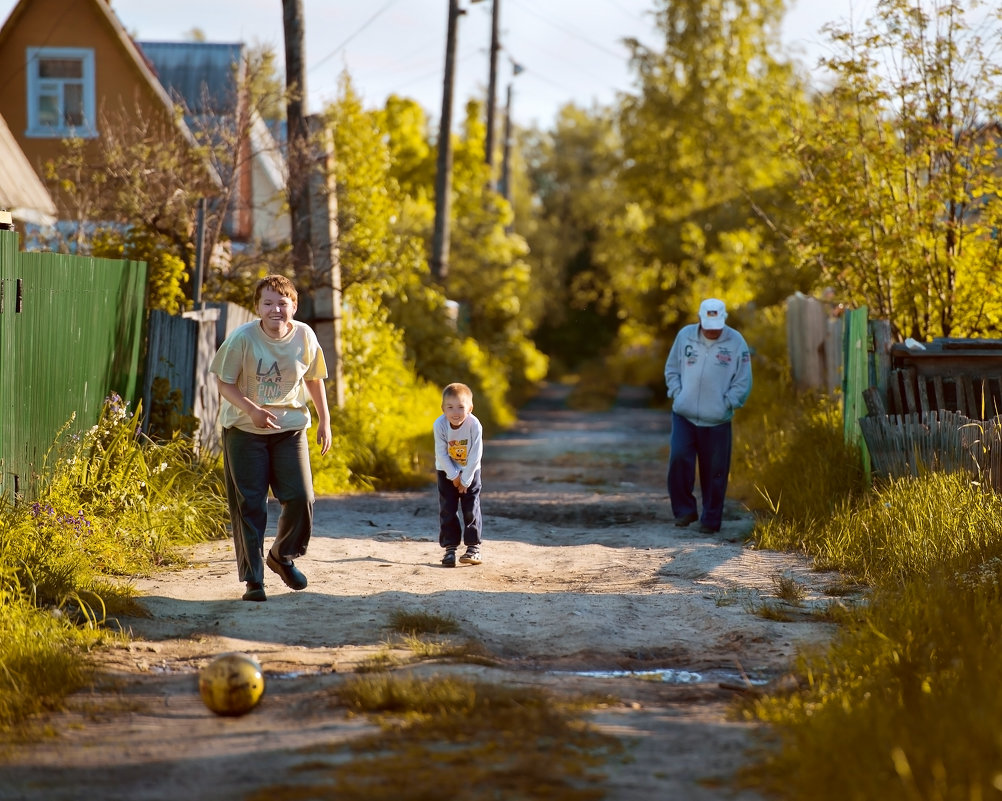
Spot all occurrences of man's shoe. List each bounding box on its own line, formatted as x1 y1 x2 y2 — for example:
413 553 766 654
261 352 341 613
459 547 482 565
442 548 458 567
242 582 267 602
674 513 699 527
698 524 720 534
266 552 308 590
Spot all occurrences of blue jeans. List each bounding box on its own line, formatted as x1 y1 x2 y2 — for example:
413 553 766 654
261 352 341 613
222 427 315 583
667 412 732 530
438 469 482 550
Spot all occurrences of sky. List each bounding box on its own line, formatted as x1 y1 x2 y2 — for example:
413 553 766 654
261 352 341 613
0 0 879 129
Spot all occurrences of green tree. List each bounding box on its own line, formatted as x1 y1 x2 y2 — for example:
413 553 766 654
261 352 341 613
588 0 805 346
324 76 518 430
446 100 548 402
789 0 1002 340
518 104 625 372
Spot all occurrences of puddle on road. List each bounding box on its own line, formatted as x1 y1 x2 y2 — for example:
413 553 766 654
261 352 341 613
552 668 770 686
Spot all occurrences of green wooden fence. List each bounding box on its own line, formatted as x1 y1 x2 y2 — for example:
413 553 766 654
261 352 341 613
0 230 148 501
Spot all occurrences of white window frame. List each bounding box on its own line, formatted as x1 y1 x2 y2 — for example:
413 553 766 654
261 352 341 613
25 47 97 138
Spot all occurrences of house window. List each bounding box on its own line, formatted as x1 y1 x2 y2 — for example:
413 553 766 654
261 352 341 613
26 47 97 138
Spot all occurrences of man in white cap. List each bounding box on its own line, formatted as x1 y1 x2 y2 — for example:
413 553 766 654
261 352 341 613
663 298 752 533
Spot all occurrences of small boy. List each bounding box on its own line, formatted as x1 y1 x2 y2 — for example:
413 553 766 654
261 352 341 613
209 274 332 601
433 382 484 567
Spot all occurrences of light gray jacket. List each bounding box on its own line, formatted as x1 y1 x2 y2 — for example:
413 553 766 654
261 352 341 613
664 324 752 426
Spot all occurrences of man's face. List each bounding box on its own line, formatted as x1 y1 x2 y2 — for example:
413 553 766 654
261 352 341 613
701 326 723 340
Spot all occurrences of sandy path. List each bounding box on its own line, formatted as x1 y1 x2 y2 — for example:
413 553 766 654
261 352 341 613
0 384 837 801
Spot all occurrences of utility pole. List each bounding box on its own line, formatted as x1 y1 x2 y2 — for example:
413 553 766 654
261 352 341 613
484 0 500 189
431 0 464 283
499 62 522 228
499 82 513 205
283 0 312 284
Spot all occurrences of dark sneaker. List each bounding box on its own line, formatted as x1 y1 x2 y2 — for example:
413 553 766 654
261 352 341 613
442 548 457 567
242 582 267 602
698 524 720 534
459 547 482 565
674 513 699 527
266 552 308 590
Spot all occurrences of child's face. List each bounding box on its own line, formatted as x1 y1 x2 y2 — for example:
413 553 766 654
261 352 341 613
257 288 297 337
442 394 472 428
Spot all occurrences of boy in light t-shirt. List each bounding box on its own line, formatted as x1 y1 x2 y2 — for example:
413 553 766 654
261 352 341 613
209 275 331 601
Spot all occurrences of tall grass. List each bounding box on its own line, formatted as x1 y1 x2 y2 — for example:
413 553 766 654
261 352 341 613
736 361 1002 800
743 565 1002 801
732 378 867 522
758 471 1002 585
0 593 98 728
0 395 228 733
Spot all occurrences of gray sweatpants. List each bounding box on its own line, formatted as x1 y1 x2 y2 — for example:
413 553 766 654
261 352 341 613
221 427 315 584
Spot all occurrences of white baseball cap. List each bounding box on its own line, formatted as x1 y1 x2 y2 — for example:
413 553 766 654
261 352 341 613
698 298 727 330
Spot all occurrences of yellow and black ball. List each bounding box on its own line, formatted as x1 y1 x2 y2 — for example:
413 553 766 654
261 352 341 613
198 652 265 716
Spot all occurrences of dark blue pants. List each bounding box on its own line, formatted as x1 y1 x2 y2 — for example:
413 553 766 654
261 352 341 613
222 427 315 584
437 469 482 550
667 412 732 530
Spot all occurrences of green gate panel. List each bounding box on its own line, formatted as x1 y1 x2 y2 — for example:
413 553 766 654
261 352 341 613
0 230 148 501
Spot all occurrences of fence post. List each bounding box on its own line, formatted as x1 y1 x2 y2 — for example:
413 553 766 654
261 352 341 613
843 306 871 481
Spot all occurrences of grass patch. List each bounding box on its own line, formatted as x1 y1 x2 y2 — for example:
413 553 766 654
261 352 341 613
733 380 867 519
740 565 1002 800
387 609 460 636
0 591 128 733
756 471 1002 586
752 601 796 622
771 573 806 605
0 395 228 735
356 610 498 672
247 674 622 801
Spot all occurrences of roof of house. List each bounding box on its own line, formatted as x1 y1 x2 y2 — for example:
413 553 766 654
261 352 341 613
137 41 244 116
0 0 220 186
0 0 183 124
0 112 57 225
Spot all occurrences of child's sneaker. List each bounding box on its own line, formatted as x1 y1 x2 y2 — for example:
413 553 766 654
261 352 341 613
459 547 482 565
442 548 457 567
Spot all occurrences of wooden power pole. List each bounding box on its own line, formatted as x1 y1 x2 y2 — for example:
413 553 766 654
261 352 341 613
485 0 500 189
283 0 312 282
431 0 464 283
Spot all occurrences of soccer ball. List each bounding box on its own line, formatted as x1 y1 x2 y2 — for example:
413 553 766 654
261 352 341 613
198 652 265 716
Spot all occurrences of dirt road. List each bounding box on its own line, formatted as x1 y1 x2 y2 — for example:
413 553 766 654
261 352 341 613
0 383 836 800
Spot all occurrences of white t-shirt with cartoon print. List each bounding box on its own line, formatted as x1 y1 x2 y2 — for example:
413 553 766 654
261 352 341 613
433 413 483 488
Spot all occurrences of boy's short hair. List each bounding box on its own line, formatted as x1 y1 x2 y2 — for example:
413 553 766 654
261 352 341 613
442 382 473 404
254 274 298 305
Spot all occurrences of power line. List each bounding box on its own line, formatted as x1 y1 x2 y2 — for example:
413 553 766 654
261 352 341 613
595 0 649 22
308 0 403 74
506 0 630 60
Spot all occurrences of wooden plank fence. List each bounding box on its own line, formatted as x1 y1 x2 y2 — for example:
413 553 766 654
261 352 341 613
786 295 1002 492
143 301 256 456
859 410 1002 492
786 291 844 392
887 366 1002 419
